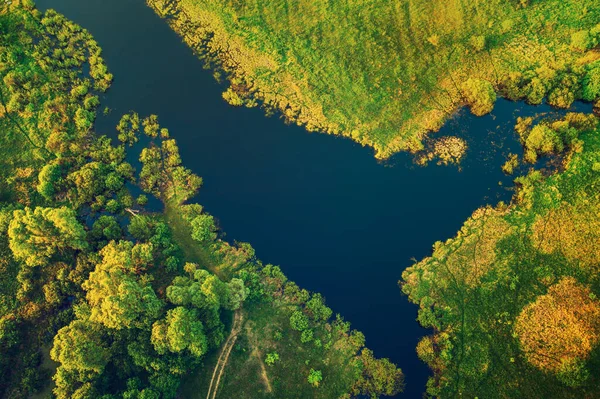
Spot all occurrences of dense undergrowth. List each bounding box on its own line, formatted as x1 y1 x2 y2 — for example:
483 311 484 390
0 3 402 398
147 0 600 158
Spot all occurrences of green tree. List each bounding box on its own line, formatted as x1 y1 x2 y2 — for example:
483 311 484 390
571 30 597 52
37 163 62 200
224 278 248 310
8 207 88 267
190 214 217 242
461 78 496 116
51 320 109 374
82 241 163 329
307 369 322 387
151 307 208 357
290 310 309 331
582 62 600 101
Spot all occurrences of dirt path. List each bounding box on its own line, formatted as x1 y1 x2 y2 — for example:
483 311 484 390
206 310 243 399
245 324 273 393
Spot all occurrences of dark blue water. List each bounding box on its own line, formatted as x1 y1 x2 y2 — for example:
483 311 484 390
35 0 593 397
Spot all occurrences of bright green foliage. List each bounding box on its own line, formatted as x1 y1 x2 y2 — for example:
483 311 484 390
117 112 141 146
190 214 217 242
139 119 202 203
82 241 163 329
570 29 598 52
151 307 208 357
50 320 109 374
265 352 279 366
37 163 62 200
308 369 323 387
290 310 309 332
461 78 496 116
8 207 88 267
582 62 600 101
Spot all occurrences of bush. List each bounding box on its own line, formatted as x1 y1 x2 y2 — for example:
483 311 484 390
290 310 309 331
583 63 600 101
461 78 496 116
308 369 322 387
265 352 279 366
190 214 217 242
571 30 597 52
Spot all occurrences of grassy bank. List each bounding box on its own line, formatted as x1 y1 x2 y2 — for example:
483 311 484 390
148 0 600 158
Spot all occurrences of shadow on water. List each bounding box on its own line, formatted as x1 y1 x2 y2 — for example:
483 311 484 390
35 0 593 397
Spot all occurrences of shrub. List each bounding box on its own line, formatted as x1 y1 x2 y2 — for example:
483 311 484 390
290 310 309 331
190 214 217 242
583 63 600 101
308 369 322 387
571 30 597 52
265 352 279 366
461 78 496 116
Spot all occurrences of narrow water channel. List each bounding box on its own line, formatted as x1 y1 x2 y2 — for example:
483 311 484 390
35 0 593 397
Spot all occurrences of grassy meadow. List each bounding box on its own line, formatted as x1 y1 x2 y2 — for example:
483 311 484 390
148 0 600 158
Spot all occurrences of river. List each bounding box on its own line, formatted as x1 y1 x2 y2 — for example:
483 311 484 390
34 0 593 397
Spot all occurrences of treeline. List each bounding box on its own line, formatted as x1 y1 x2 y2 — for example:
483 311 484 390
0 3 402 399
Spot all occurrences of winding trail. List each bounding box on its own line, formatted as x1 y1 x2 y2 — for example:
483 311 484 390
206 310 243 399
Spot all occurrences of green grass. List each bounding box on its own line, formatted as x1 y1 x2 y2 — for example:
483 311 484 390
203 301 361 399
149 0 600 158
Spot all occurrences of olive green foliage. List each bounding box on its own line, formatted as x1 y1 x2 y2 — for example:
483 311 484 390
148 0 600 158
402 116 600 398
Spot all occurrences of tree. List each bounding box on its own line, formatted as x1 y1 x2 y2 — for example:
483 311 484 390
265 352 279 366
37 162 62 200
307 369 322 387
190 214 217 242
117 112 141 146
306 294 332 322
224 278 248 310
151 307 208 357
90 215 122 242
582 62 600 101
51 320 109 374
571 30 597 52
8 207 88 267
461 78 496 116
352 348 404 398
290 310 309 331
82 241 163 329
515 277 600 378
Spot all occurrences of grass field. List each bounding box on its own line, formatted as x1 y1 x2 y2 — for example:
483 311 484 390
148 0 600 158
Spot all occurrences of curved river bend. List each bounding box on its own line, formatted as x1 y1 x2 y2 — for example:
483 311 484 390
36 0 593 397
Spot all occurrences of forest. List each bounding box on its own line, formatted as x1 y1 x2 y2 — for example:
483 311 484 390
0 2 402 398
147 0 600 158
402 113 600 397
4 0 600 398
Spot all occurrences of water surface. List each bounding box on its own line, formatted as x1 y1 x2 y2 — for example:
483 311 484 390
35 0 593 396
